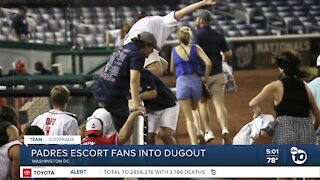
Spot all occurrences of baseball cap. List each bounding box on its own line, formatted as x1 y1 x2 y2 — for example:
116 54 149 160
88 108 116 136
85 118 103 136
135 32 160 51
317 54 320 66
194 10 212 22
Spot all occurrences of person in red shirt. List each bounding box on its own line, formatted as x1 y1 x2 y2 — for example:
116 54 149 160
81 109 144 145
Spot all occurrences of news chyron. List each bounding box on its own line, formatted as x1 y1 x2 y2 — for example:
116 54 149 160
20 137 320 178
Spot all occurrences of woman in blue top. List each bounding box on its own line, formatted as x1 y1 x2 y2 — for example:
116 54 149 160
170 26 212 145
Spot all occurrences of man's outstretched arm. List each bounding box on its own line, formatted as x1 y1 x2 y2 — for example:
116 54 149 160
118 110 145 144
174 0 217 20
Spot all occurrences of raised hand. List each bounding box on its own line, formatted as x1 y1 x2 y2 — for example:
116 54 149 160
203 0 218 5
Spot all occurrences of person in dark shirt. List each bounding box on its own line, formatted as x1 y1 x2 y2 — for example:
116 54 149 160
92 32 159 132
194 10 233 144
249 50 320 144
11 6 30 41
34 62 52 75
140 69 179 144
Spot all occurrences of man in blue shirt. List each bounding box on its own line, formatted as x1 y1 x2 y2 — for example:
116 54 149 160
11 6 30 41
194 10 233 144
92 32 159 132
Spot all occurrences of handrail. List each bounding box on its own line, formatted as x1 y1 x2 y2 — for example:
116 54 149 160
51 48 115 74
0 75 98 86
0 88 93 97
0 86 176 97
131 115 146 145
83 56 110 75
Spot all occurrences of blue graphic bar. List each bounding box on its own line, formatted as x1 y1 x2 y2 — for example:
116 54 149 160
20 145 320 166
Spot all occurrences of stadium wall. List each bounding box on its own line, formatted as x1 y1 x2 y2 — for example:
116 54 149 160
164 33 320 70
0 41 110 75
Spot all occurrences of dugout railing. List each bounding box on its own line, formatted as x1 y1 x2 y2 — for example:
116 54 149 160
0 75 148 145
0 75 98 124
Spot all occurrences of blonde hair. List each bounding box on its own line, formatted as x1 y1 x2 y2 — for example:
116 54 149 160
178 26 192 45
50 85 70 107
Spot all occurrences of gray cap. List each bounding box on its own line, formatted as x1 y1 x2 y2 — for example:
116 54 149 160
194 10 212 22
137 32 160 51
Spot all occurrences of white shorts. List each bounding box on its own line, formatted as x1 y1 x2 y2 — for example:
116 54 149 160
148 102 180 134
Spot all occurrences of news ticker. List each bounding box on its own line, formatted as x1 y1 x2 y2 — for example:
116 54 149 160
20 166 320 178
21 145 320 166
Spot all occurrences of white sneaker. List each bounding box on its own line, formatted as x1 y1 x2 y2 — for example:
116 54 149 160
204 131 215 142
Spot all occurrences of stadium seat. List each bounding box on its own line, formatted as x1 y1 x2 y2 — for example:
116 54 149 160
77 37 85 46
288 0 303 6
95 36 105 46
35 32 45 40
2 1 320 44
256 29 268 36
239 30 251 36
53 13 64 20
0 34 6 40
1 27 9 35
41 14 51 22
256 1 268 7
227 30 240 37
48 20 60 32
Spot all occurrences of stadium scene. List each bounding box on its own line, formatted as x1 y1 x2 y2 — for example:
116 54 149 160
0 0 320 179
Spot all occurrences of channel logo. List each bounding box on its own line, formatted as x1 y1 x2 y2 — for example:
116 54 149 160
22 168 32 178
290 147 308 165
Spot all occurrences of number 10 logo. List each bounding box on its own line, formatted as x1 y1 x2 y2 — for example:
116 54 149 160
290 147 307 165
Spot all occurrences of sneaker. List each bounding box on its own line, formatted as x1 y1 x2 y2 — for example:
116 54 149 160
204 131 215 142
222 132 233 145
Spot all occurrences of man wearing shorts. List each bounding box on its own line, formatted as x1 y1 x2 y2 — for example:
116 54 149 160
140 69 179 144
194 10 233 144
124 0 217 76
